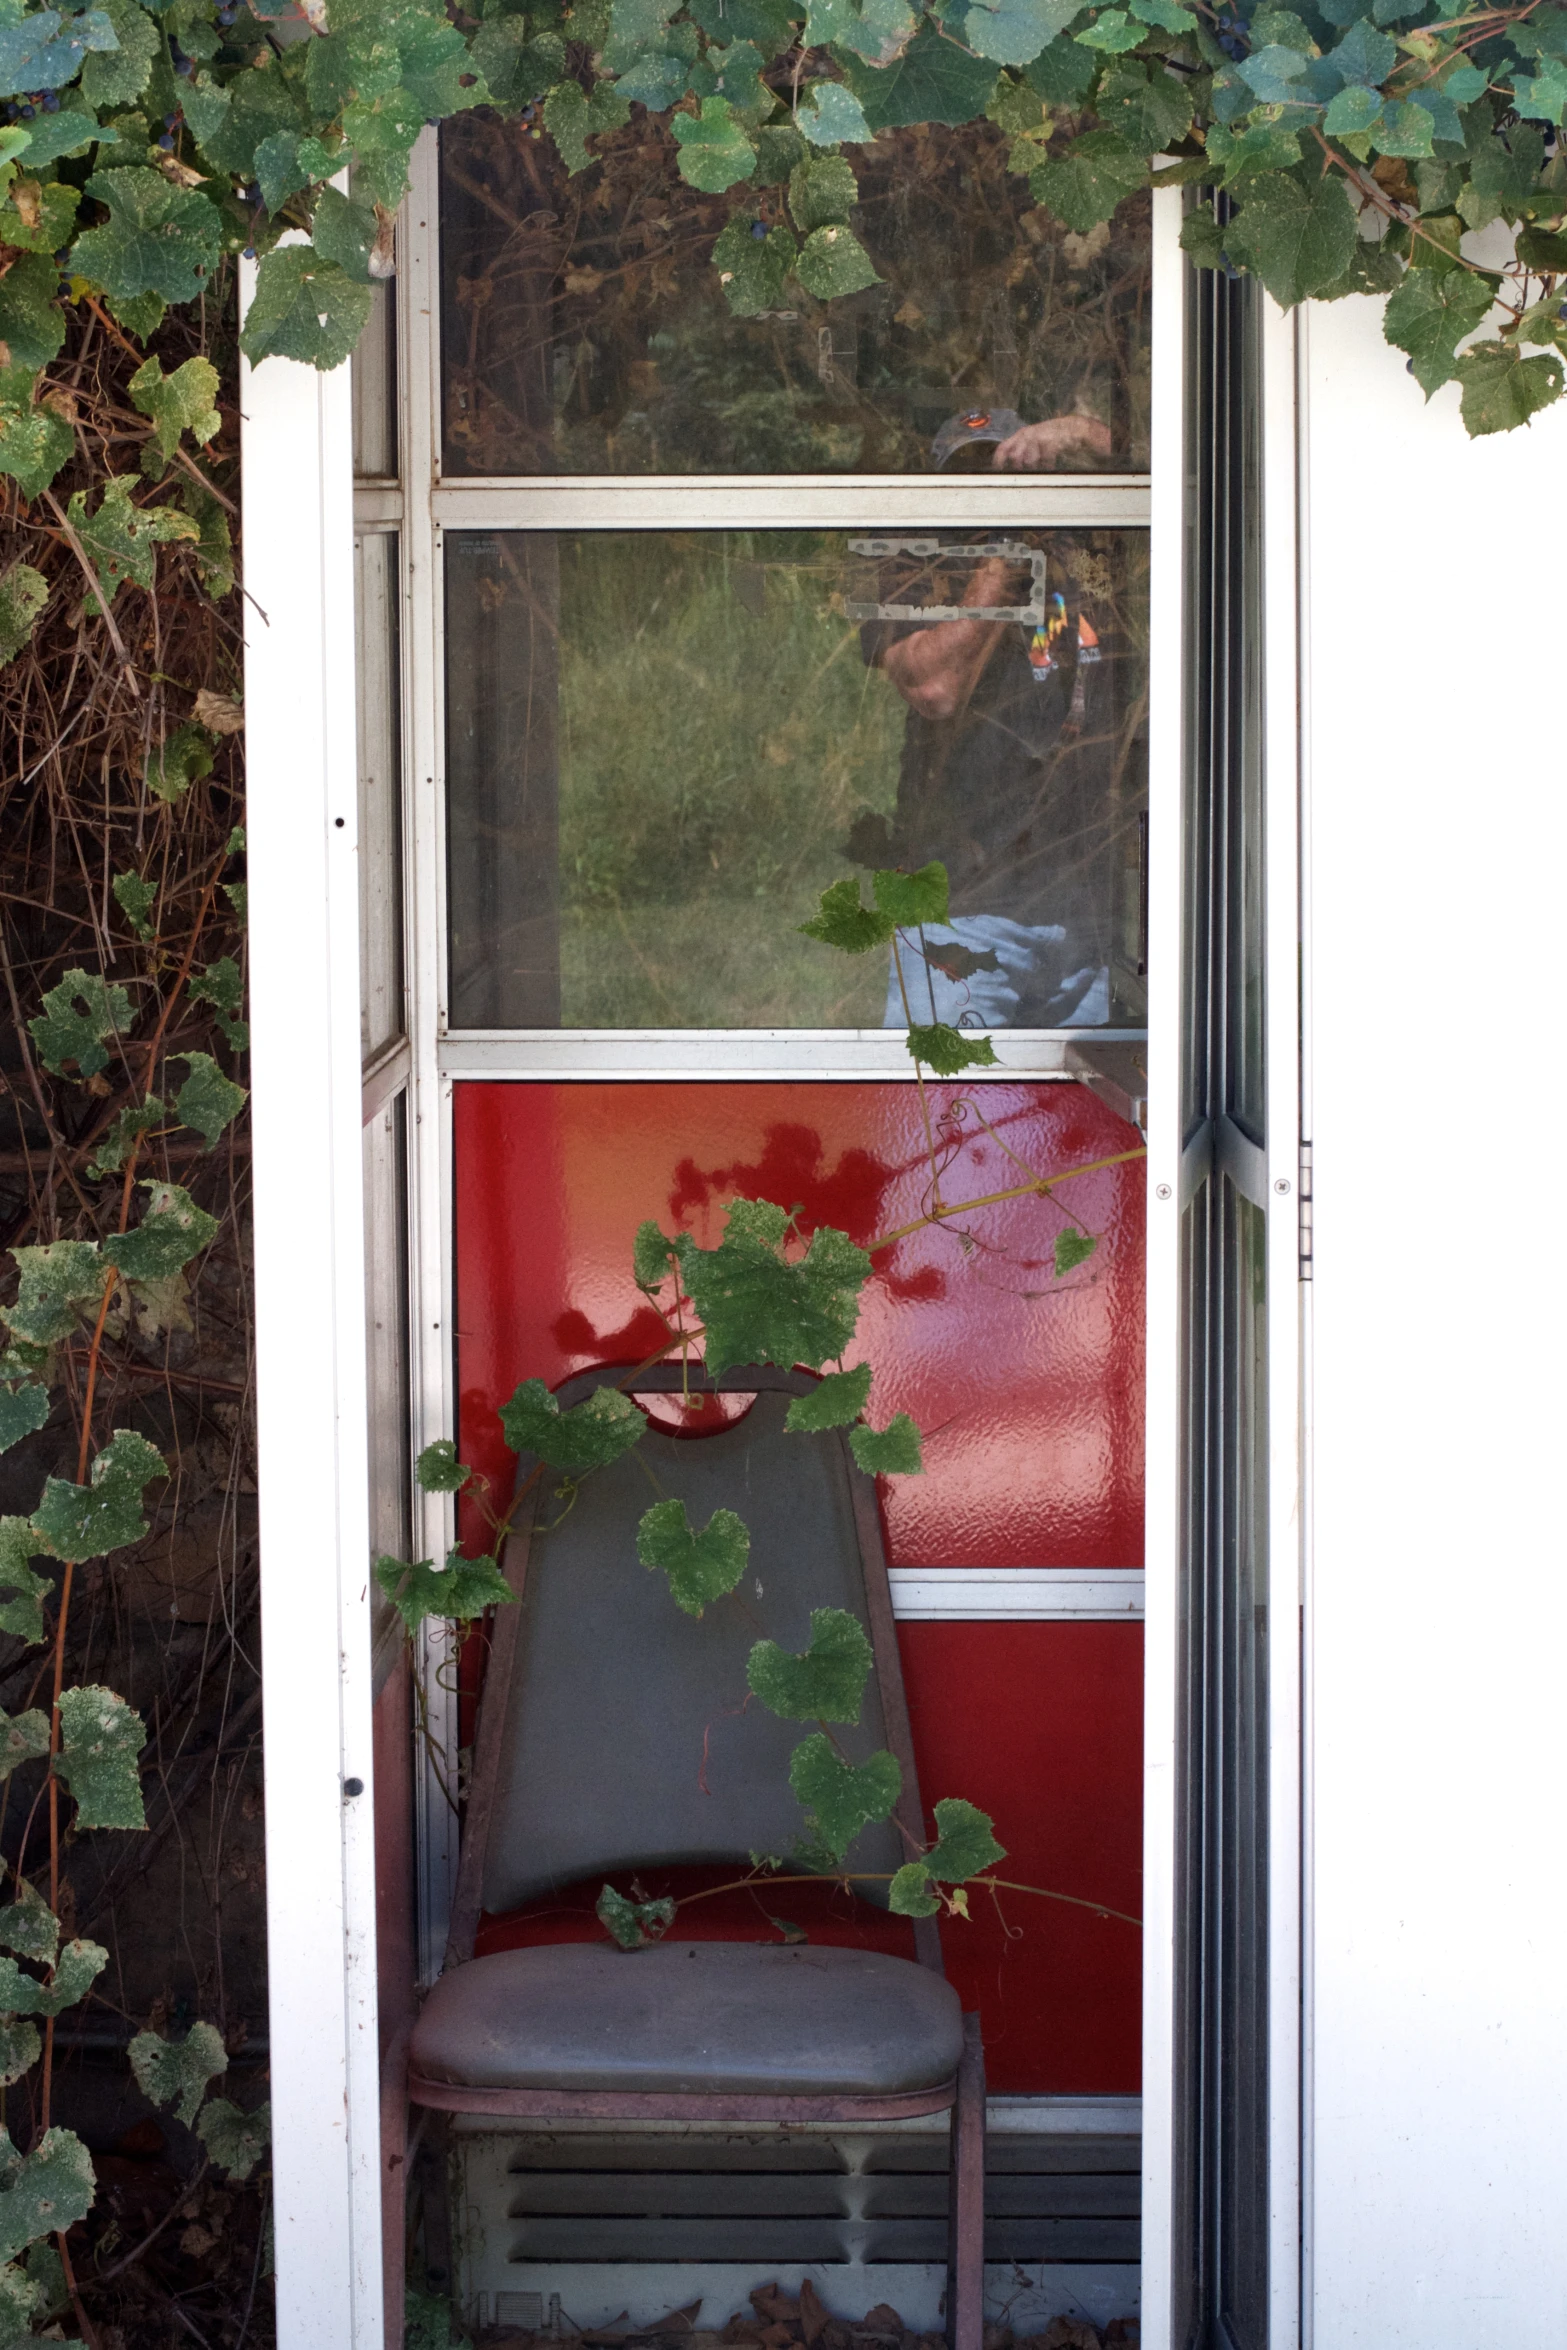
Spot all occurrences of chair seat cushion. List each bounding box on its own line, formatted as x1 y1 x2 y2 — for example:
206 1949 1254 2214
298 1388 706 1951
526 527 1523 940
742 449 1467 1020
410 1942 964 2098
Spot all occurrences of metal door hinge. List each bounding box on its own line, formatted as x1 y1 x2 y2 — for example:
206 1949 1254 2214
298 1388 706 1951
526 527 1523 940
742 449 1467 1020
1298 1139 1313 1282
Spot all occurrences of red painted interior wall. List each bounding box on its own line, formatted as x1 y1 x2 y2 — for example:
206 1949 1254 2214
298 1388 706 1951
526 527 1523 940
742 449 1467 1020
453 1080 1144 2093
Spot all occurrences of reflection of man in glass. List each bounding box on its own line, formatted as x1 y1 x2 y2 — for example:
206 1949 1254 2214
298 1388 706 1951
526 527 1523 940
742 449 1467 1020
860 407 1123 1031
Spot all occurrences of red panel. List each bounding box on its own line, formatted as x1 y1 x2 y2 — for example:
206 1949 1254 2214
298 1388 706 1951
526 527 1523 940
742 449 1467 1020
454 1081 1144 2090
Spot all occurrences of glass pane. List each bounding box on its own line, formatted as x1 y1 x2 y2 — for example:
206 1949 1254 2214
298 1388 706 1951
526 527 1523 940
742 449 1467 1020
352 278 398 479
441 112 1150 478
444 527 1148 1029
364 1093 412 1687
356 531 405 1057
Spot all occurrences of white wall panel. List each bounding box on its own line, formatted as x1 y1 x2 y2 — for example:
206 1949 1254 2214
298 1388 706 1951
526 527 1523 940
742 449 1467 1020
1300 293 1567 2348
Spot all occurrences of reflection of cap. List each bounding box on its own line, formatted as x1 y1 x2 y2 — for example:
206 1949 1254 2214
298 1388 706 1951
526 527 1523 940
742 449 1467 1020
931 406 1024 467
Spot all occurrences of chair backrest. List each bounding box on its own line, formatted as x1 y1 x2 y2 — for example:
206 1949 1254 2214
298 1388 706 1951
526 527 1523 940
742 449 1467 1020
449 1365 936 1965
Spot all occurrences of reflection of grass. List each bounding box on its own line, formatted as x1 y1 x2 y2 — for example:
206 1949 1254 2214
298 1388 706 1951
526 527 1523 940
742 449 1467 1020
557 532 902 1028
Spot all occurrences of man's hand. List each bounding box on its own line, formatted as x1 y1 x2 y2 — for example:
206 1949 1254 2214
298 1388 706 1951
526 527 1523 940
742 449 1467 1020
992 413 1114 468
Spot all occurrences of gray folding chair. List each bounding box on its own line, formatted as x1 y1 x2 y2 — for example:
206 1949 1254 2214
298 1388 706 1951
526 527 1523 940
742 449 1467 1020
408 1364 985 2349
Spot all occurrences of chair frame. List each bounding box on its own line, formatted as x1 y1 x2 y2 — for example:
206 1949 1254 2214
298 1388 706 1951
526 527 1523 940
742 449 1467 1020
408 1363 986 2350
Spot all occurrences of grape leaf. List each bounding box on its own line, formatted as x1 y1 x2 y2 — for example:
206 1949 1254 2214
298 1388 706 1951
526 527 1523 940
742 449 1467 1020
103 1182 219 1282
71 170 222 305
470 18 565 105
172 1054 246 1150
373 1548 515 1636
840 24 999 126
5 111 101 169
188 955 246 1051
128 356 220 463
1095 56 1195 152
1221 169 1358 305
65 477 199 615
788 1733 901 1858
673 97 757 192
542 79 631 174
1055 1227 1099 1275
748 1605 874 1722
0 2019 40 2090
196 2097 271 2181
0 561 46 668
596 1884 677 1949
111 871 157 940
790 149 860 229
785 1362 873 1432
240 247 376 372
0 380 73 502
32 1429 167 1566
848 1414 923 1474
795 221 880 295
636 1498 749 1616
1323 82 1383 134
54 1689 147 1830
79 0 158 107
2 1240 102 1345
965 0 1080 65
888 1859 941 1914
182 484 235 605
632 1220 678 1287
925 1795 1006 1880
1382 264 1495 394
906 1023 1001 1075
1074 6 1149 45
310 185 382 285
0 1940 106 2018
675 1200 870 1376
0 252 65 372
0 1886 58 1967
28 969 130 1079
86 1099 164 1181
801 80 875 141
873 861 949 926
799 876 897 954
129 2021 227 2126
0 2129 94 2266
712 215 798 314
806 0 916 61
414 1439 471 1493
1455 339 1565 432
1029 130 1149 231
498 1378 646 1473
146 721 216 805
0 1384 46 1458
0 1521 51 1647
0 1709 49 1784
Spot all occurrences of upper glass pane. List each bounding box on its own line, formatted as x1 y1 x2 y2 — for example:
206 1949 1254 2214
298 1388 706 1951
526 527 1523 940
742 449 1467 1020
440 112 1150 478
444 526 1147 1028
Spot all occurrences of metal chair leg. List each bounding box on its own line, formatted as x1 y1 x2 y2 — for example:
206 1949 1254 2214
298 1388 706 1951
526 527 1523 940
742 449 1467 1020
946 2014 985 2350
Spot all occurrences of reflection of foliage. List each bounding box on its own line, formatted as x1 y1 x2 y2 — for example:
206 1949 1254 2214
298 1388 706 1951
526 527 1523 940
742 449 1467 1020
441 111 1151 477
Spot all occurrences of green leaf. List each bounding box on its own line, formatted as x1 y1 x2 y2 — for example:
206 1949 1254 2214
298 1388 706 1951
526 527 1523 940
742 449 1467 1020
872 861 948 926
542 79 631 175
415 1439 471 1493
1455 338 1565 433
111 870 157 939
839 24 999 127
188 955 246 1051
1029 131 1148 231
596 1883 677 1950
0 9 118 98
690 0 799 45
0 379 73 502
1458 130 1542 229
0 2129 94 2267
1516 222 1567 270
1095 56 1195 152
794 220 880 296
0 1386 47 1458
636 1498 749 1616
32 1428 167 1566
2 1240 102 1346
253 129 308 215
1236 41 1310 100
1512 55 1567 122
311 184 383 285
0 1521 51 1647
5 111 101 170
1054 1227 1099 1275
1129 0 1196 26
672 97 757 192
1372 97 1437 157
849 1413 923 1474
470 17 566 105
85 1098 164 1181
373 1548 515 1636
801 80 875 142
65 477 198 615
1323 81 1383 134
0 1887 57 1968
0 562 45 668
632 1220 677 1287
806 0 916 60
1073 8 1148 49
128 356 220 463
196 2096 270 2181
240 246 375 372
718 216 803 314
799 876 896 954
748 1605 873 1722
103 1181 219 1282
129 2022 227 2127
788 1733 901 1858
888 1859 941 1914
182 483 235 604
1383 263 1495 394
0 253 65 372
172 1053 246 1149
755 121 809 180
785 1362 874 1432
79 0 159 107
498 1377 646 1473
54 1689 146 1830
0 2019 40 2092
964 0 1080 64
0 1709 49 1784
28 968 130 1079
675 1201 870 1377
789 151 858 231
1328 15 1395 83
1222 169 1357 305
924 1794 1006 1880
71 169 222 304
905 1023 1001 1076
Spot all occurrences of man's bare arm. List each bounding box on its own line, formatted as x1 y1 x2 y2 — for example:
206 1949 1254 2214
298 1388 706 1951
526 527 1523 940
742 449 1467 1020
874 555 1015 722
